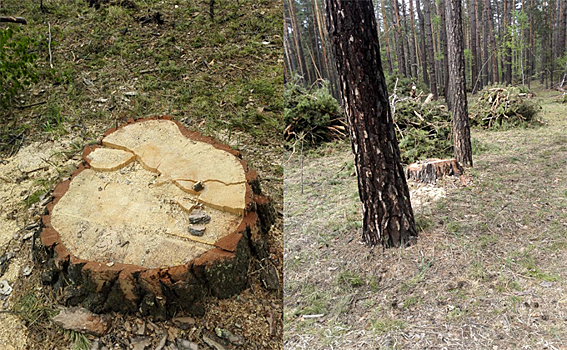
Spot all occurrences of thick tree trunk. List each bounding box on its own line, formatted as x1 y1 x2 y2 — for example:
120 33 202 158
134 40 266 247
446 0 473 166
469 0 479 93
325 0 418 247
423 0 438 98
416 0 430 86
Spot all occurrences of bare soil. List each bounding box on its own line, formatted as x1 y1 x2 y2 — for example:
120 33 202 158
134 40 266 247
284 87 567 349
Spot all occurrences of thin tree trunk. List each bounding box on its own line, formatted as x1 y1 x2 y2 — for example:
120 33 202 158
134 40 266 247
504 0 512 85
423 0 438 98
380 0 395 75
402 0 416 77
470 0 479 93
416 0 429 86
439 0 450 100
446 0 473 166
392 0 408 77
325 0 418 248
485 0 498 83
408 0 419 79
287 0 312 82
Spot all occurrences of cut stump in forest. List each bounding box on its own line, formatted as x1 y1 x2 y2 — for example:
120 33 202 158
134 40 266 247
40 117 275 319
406 158 463 184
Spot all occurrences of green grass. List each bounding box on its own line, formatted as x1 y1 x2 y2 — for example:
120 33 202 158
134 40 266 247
370 318 406 334
12 290 57 327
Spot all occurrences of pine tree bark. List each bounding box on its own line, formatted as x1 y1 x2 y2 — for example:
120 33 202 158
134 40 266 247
287 0 313 82
392 0 408 77
416 0 430 86
423 0 438 98
504 0 512 85
439 0 450 100
380 0 395 75
409 0 420 80
469 0 479 93
324 0 418 247
446 0 473 166
486 0 498 84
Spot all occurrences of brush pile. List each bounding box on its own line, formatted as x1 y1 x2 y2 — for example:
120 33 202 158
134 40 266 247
394 98 453 164
469 86 540 128
284 80 346 146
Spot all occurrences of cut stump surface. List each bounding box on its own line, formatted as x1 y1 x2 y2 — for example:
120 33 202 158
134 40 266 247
40 117 275 319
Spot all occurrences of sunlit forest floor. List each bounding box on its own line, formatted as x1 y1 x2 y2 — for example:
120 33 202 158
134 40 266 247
0 0 282 349
284 86 567 349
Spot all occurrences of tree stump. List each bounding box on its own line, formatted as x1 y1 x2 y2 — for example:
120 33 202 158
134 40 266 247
405 158 463 184
40 117 275 319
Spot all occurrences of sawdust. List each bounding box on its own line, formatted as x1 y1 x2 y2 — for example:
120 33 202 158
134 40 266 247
0 137 83 349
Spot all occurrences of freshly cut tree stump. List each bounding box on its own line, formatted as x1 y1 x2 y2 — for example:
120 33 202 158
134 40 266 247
40 117 275 319
406 158 463 184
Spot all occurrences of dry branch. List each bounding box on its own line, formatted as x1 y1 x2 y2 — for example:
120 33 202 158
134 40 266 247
0 16 27 24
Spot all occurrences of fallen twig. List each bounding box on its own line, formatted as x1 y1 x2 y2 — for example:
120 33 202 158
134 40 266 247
48 22 53 69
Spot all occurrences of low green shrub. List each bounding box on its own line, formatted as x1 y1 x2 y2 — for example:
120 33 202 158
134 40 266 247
284 78 344 146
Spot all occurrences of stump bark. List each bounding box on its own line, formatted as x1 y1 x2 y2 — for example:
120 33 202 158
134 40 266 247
40 117 275 319
406 158 463 184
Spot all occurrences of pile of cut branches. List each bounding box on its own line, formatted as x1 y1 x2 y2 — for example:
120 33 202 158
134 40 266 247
469 86 540 128
284 79 346 146
393 98 453 164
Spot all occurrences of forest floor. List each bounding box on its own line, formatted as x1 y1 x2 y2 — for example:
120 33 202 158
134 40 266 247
0 0 282 349
284 86 567 349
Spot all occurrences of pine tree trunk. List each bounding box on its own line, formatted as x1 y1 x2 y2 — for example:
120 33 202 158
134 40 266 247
416 0 430 86
402 0 416 78
409 0 420 80
485 0 498 84
325 0 418 247
446 0 473 166
380 0 395 75
423 0 438 98
439 0 450 100
470 0 479 93
287 0 312 83
504 0 512 85
392 0 408 77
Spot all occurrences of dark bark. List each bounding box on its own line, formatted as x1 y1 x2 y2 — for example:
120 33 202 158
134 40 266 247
445 0 473 166
324 0 417 247
423 0 438 98
415 0 429 86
